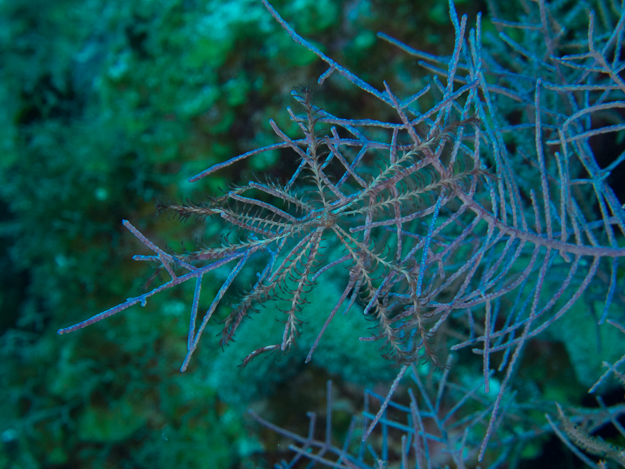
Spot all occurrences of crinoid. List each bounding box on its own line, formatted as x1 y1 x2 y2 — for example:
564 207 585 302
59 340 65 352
59 79 490 372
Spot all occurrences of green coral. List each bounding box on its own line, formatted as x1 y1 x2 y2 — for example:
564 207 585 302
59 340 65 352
550 300 625 391
209 272 396 407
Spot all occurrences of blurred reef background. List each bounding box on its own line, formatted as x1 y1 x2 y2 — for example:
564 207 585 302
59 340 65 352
0 0 619 467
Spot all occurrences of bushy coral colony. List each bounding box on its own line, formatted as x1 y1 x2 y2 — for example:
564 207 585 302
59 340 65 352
51 0 625 466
